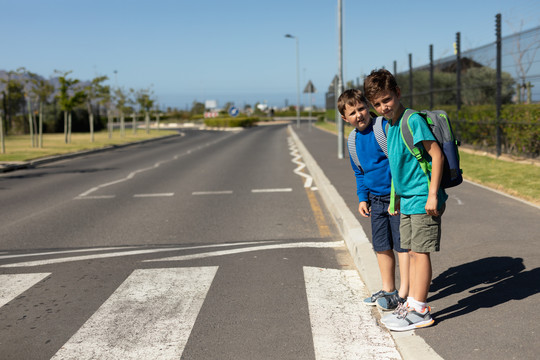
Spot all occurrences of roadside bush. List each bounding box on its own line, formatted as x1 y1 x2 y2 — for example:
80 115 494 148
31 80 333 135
203 117 259 128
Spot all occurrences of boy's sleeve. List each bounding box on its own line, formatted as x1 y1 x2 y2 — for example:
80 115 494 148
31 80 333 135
348 155 369 203
409 114 436 146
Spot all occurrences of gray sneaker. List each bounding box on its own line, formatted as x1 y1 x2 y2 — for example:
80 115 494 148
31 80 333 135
384 306 434 331
380 301 409 325
376 293 406 311
363 290 397 306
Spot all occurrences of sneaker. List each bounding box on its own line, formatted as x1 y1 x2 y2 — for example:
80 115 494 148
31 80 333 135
363 290 398 306
384 306 435 331
377 293 406 311
380 301 409 325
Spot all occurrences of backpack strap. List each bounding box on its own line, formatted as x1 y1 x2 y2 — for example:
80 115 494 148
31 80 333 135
372 116 388 157
400 109 432 187
347 128 363 173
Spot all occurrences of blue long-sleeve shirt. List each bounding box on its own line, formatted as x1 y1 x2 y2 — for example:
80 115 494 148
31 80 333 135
348 119 392 203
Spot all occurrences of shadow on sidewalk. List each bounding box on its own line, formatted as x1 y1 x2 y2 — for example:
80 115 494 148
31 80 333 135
428 257 540 322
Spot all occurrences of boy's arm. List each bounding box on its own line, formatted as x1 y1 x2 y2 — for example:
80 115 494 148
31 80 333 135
422 140 444 216
349 156 370 217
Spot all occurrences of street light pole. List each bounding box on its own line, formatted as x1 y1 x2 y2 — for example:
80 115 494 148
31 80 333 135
285 34 300 128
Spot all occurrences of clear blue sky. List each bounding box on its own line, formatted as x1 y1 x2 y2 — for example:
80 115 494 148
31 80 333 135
2 0 539 110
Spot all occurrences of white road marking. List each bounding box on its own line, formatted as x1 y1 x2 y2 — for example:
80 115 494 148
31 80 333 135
288 136 314 188
251 188 293 193
450 194 464 205
0 273 51 307
304 267 401 360
0 242 270 268
0 247 136 260
145 241 344 262
192 190 233 195
74 195 116 200
51 267 218 360
133 193 175 198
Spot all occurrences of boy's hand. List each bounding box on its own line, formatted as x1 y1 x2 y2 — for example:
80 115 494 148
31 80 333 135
425 194 439 216
358 201 370 217
388 197 400 216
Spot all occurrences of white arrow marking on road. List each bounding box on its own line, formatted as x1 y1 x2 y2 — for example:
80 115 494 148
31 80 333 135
304 267 401 360
51 267 218 360
0 273 51 308
144 241 344 262
0 241 271 268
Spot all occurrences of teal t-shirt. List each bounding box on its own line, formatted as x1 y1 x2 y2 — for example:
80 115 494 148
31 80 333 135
387 111 448 215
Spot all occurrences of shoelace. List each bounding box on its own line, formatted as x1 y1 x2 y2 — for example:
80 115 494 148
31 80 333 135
393 302 410 319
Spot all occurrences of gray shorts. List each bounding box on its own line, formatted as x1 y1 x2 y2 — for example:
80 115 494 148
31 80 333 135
400 205 445 253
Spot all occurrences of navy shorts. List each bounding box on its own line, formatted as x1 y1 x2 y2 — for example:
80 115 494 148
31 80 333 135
369 193 405 253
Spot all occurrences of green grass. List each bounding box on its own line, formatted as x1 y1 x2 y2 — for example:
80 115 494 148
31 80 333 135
314 120 540 206
0 129 179 162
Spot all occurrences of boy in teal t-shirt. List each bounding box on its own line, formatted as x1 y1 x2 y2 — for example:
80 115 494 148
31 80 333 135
364 69 447 331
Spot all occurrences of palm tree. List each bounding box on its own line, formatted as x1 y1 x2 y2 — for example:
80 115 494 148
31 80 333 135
56 71 86 144
84 75 109 142
29 73 54 148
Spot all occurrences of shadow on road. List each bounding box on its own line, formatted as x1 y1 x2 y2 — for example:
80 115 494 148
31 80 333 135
428 257 540 322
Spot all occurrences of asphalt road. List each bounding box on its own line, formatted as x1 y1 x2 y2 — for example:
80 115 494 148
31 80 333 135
0 125 402 359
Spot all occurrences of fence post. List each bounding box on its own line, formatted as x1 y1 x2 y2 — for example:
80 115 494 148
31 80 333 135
409 53 413 108
496 13 502 157
456 32 461 122
430 44 434 110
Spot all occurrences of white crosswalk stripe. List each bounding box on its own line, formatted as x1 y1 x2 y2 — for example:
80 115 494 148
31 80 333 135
51 267 218 360
304 267 401 360
0 273 50 307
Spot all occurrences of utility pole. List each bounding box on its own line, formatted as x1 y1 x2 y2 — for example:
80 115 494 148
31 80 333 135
337 0 344 159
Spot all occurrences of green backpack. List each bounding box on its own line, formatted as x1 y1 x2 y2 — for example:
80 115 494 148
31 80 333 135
399 109 463 189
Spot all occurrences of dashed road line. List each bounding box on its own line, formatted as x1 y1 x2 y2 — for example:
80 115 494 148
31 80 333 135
251 188 292 193
192 190 234 195
133 193 175 198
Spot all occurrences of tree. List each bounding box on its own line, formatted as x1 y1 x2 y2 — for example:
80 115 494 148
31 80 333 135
84 75 109 142
56 71 86 144
136 88 154 134
0 70 26 134
29 72 54 148
508 20 540 103
114 87 130 137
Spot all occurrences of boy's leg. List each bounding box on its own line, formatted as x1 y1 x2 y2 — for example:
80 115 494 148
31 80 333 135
408 251 431 303
376 250 396 292
397 251 409 299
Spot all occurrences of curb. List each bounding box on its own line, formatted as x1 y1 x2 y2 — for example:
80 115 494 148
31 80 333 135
288 125 443 360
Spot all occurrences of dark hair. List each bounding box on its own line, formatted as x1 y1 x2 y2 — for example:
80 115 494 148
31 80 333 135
337 89 368 116
363 69 399 103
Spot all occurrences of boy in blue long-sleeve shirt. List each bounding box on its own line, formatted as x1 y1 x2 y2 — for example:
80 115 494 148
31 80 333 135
338 89 408 311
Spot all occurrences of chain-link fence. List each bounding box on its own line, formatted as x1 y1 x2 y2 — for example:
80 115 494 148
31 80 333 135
394 20 540 158
327 16 540 159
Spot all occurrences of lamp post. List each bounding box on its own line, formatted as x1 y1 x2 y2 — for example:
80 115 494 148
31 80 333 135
285 34 300 128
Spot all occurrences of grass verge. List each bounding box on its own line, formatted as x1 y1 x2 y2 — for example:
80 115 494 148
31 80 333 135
0 129 179 162
315 121 540 206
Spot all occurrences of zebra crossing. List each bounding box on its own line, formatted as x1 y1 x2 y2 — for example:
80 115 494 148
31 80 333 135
0 244 402 359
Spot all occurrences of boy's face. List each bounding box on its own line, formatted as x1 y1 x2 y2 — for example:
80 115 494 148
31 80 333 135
341 101 371 131
369 89 401 122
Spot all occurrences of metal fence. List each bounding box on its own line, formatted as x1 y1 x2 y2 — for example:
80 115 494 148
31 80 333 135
327 16 540 158
394 18 540 158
